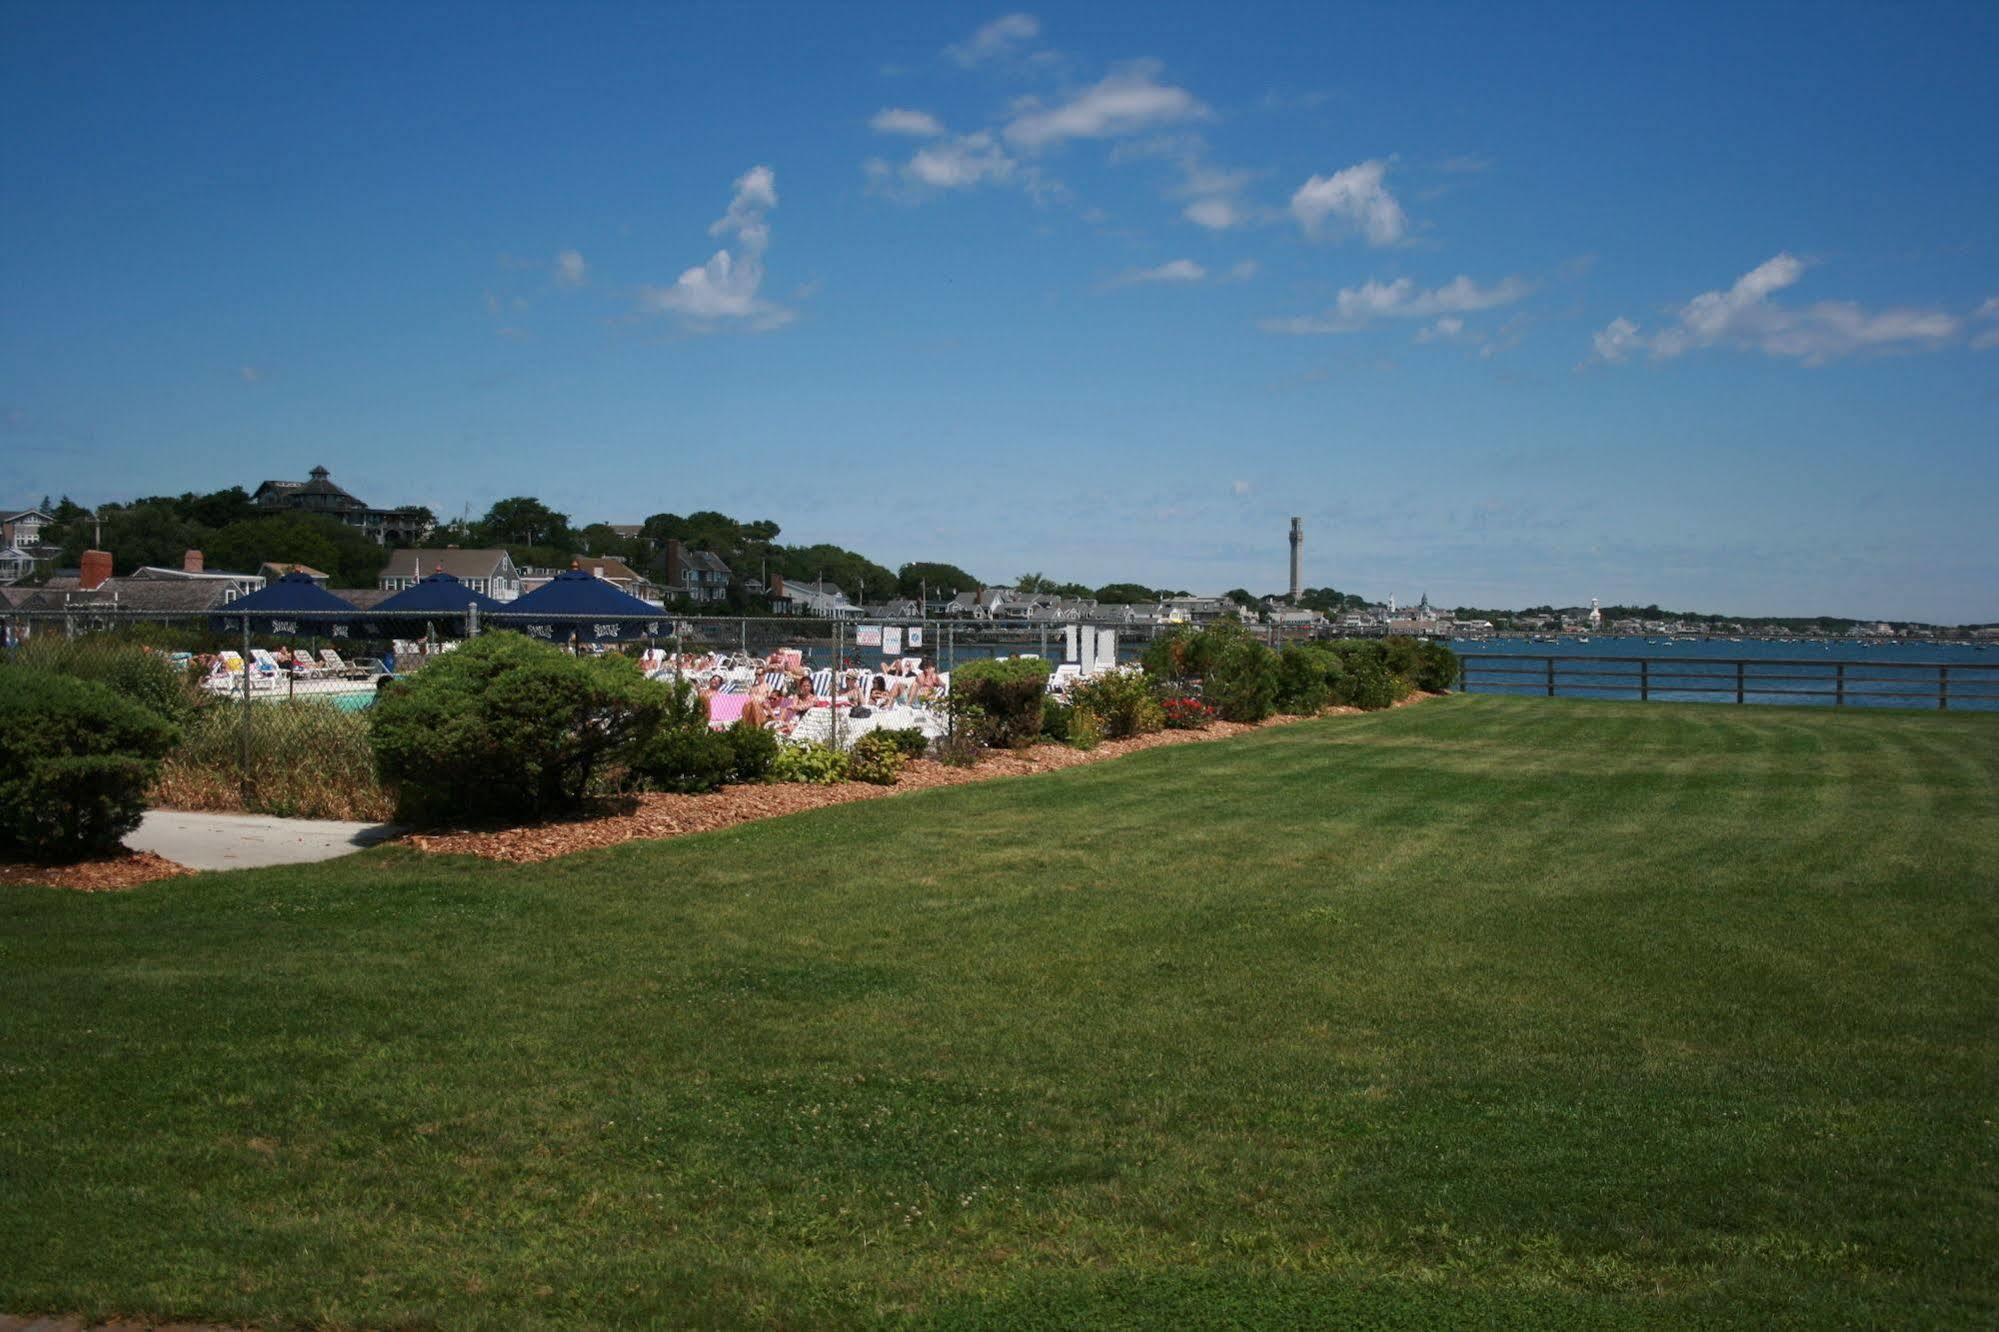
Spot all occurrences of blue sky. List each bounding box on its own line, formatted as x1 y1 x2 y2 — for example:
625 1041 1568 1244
4 2 1996 620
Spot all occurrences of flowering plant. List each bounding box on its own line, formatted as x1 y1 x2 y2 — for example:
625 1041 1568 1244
1160 694 1217 730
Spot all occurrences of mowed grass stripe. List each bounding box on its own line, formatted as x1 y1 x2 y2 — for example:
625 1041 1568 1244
2 695 1995 1328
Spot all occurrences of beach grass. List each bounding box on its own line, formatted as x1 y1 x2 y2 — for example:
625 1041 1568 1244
2 695 1995 1327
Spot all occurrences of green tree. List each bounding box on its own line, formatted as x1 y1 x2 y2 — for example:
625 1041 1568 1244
1093 582 1158 605
476 497 574 552
58 503 200 573
896 562 979 600
1015 572 1056 594
776 544 895 604
205 514 390 587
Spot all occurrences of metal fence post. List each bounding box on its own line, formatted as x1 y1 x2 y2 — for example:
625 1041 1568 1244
832 617 842 751
1940 664 1950 711
239 615 253 804
1835 662 1846 707
1735 660 1745 705
1639 659 1650 702
1545 657 1555 698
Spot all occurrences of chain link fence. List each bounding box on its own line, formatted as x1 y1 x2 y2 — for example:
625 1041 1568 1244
1 607 1171 822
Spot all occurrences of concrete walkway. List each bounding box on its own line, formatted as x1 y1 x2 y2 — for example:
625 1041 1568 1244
126 809 400 872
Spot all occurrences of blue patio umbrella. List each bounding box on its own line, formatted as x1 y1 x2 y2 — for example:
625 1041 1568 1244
356 570 506 643
210 571 359 638
492 567 666 642
371 571 504 617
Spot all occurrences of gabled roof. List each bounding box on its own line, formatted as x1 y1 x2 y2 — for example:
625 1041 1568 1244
2 509 53 524
683 549 730 574
383 548 513 581
63 579 249 612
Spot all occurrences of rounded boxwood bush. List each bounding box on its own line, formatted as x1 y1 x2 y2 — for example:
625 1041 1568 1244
370 633 668 825
1204 638 1280 723
635 726 737 794
0 668 180 862
949 656 1052 748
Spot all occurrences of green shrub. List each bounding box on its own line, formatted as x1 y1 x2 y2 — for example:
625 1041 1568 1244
11 637 196 727
874 727 930 760
846 732 907 786
936 701 989 768
1067 707 1104 751
0 669 180 861
949 656 1052 747
1040 698 1073 742
1205 638 1280 723
772 741 849 785
1336 653 1398 710
370 632 668 825
1143 619 1259 684
725 719 780 782
1068 670 1164 739
1413 640 1462 693
635 725 737 794
1275 644 1338 715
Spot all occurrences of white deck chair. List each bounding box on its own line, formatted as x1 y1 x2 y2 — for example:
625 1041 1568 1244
809 668 833 696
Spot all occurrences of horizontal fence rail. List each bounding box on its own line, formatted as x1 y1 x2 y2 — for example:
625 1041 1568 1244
1459 654 1999 711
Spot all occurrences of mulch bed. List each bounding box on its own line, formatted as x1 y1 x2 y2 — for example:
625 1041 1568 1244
404 694 1440 865
0 850 195 892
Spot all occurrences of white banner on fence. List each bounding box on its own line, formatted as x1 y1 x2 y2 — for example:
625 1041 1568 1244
908 627 923 647
1064 624 1078 663
1079 627 1097 674
1099 628 1117 668
856 625 882 647
882 626 903 656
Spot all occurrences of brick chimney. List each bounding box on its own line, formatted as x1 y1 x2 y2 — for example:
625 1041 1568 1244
183 549 204 574
770 571 786 600
664 539 686 592
80 549 113 590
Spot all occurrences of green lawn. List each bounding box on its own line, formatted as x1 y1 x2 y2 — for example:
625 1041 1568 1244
3 695 1996 1328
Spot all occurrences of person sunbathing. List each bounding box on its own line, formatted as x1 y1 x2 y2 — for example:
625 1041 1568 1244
913 660 944 700
742 683 773 730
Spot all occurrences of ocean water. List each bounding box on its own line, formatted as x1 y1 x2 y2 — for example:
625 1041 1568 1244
1452 636 1999 711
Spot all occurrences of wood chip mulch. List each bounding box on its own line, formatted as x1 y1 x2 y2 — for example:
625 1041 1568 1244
0 850 195 892
403 693 1441 865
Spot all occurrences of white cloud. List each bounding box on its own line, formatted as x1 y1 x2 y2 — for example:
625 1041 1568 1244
1224 259 1259 282
1290 160 1407 246
1004 62 1209 149
1414 316 1467 343
639 165 793 331
948 13 1040 66
239 365 265 382
904 131 1016 188
1118 259 1207 285
1592 254 1965 365
1590 316 1643 364
1183 196 1241 230
1230 479 1252 496
1261 274 1531 335
870 107 946 137
1975 297 1999 350
554 249 587 286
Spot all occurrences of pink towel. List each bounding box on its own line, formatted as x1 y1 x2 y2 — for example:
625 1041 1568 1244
707 694 748 729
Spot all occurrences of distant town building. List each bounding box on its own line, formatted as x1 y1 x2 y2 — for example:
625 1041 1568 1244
0 508 53 551
251 466 434 546
379 548 523 601
771 574 861 617
662 540 731 603
522 556 659 604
